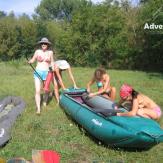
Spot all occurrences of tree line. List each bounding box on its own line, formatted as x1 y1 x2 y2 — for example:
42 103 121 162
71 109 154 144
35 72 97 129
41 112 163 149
0 0 163 72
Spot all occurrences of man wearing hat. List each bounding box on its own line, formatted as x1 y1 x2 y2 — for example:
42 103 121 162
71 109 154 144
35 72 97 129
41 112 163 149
28 37 59 114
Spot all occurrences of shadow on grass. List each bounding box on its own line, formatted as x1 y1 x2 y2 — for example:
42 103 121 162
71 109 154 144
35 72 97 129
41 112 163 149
146 72 163 80
0 140 10 148
40 92 54 107
78 126 153 153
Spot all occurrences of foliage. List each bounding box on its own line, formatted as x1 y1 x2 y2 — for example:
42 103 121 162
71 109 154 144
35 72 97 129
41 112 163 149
0 0 163 72
136 0 163 71
54 4 135 68
0 10 6 18
18 15 37 58
0 17 21 60
35 0 90 21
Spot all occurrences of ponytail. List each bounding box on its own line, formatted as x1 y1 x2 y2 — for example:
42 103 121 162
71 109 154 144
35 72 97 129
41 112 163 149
132 89 139 99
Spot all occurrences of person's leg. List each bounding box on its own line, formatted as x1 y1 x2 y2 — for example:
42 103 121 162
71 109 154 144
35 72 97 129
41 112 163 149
55 68 66 90
53 77 60 104
43 92 49 107
43 71 53 106
34 78 41 114
102 94 111 100
110 87 116 101
137 108 158 119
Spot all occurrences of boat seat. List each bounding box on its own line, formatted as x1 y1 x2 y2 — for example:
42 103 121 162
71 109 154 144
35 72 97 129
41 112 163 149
82 93 121 117
91 107 119 116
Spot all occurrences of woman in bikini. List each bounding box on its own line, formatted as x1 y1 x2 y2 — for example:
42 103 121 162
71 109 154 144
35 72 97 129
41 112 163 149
87 68 116 101
117 84 162 120
28 38 59 114
42 60 79 105
54 60 78 89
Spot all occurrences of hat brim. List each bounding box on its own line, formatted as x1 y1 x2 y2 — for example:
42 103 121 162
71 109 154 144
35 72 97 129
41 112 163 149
38 41 51 45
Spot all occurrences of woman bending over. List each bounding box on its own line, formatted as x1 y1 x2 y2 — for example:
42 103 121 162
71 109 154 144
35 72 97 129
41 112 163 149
117 84 162 120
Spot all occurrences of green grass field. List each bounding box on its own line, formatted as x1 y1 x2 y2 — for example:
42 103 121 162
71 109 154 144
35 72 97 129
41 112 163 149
0 60 163 163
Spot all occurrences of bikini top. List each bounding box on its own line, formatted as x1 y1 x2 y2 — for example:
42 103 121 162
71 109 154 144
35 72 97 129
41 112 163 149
96 81 103 88
96 78 110 88
36 50 51 63
37 55 50 63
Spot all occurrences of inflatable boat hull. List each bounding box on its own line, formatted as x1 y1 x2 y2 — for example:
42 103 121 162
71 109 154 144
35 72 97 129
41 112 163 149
0 96 26 147
60 88 163 149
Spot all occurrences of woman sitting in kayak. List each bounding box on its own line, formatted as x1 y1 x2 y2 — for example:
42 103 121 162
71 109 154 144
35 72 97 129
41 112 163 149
87 68 116 101
117 84 162 120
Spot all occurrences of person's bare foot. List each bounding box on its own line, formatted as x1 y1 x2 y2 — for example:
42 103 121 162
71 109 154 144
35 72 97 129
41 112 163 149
36 111 41 115
43 102 47 107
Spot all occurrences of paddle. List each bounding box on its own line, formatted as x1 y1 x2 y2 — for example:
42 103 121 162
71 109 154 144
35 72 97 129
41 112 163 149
7 158 31 163
25 54 44 83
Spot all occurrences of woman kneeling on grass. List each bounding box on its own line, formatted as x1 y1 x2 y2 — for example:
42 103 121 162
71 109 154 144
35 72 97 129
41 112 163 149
117 84 162 120
87 68 116 101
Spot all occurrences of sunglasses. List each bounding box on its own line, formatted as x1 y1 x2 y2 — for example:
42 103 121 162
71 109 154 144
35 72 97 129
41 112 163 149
41 43 48 45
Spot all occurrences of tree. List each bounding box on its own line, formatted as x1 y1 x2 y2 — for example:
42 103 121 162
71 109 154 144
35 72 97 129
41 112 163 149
0 15 37 60
55 4 130 67
18 16 37 58
0 17 20 60
136 0 163 71
0 11 6 18
35 0 90 21
8 11 15 18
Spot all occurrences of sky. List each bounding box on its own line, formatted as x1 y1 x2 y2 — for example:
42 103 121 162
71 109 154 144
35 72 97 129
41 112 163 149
0 0 41 16
0 0 139 16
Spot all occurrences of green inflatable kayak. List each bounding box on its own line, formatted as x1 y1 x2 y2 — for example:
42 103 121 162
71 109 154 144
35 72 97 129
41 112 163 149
60 88 163 149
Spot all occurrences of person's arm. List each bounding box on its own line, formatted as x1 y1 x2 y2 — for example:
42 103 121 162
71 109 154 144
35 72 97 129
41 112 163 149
87 77 95 93
89 74 110 97
117 98 138 116
50 51 54 66
117 98 124 107
67 68 78 88
28 50 37 64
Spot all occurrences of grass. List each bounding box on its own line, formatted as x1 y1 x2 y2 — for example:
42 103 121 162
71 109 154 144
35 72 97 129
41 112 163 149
0 60 163 162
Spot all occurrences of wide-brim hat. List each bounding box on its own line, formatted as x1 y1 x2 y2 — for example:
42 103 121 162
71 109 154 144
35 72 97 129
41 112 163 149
38 37 51 45
54 60 70 70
